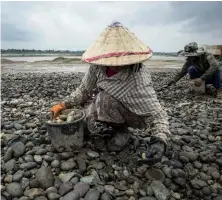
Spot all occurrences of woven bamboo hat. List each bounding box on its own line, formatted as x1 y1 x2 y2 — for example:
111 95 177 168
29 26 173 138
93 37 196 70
82 21 153 66
179 42 205 57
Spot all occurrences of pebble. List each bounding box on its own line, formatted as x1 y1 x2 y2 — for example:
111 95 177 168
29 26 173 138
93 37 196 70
211 172 220 180
34 155 42 164
84 189 100 200
190 179 207 189
60 152 74 159
60 160 76 171
104 185 115 194
171 192 180 199
20 162 37 170
100 193 111 200
51 160 60 168
74 182 90 197
125 189 134 196
24 188 44 199
202 186 211 196
5 159 16 172
59 182 73 196
35 167 54 189
12 142 26 158
87 151 99 158
61 190 79 200
179 151 198 161
30 179 39 188
145 168 165 182
47 193 60 200
139 197 157 200
146 186 154 196
193 161 202 169
35 148 47 155
24 155 34 162
59 172 78 183
151 180 170 200
4 147 13 162
46 187 57 194
14 123 23 130
13 170 24 182
19 197 30 200
34 196 48 200
6 182 23 198
21 177 30 189
80 175 96 185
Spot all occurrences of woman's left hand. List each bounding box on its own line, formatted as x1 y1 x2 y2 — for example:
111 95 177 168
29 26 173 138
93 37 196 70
138 138 166 165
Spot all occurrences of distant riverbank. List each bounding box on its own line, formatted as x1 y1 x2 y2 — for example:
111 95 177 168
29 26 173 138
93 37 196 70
2 55 184 63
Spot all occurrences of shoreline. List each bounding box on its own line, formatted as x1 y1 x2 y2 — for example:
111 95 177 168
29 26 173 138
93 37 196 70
1 56 184 74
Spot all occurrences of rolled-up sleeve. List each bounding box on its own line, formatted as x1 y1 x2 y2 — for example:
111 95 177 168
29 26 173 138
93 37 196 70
142 85 171 145
121 68 171 144
201 52 219 81
63 65 98 108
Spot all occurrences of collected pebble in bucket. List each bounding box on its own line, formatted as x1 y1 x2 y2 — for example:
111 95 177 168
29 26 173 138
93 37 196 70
49 109 83 124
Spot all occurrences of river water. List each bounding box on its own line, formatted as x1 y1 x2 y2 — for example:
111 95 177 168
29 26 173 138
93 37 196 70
2 55 184 73
4 55 184 62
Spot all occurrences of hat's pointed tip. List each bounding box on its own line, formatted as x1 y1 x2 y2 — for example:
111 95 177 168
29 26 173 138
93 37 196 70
109 21 123 27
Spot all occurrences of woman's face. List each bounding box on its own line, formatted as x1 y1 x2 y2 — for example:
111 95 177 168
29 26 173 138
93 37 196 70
109 65 132 72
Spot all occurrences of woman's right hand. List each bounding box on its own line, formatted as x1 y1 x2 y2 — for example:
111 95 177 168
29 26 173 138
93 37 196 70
50 103 66 119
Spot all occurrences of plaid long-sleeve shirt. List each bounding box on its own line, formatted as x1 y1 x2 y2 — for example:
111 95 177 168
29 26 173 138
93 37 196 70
64 64 171 144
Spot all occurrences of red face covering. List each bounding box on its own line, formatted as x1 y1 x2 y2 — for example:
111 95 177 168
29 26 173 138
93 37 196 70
106 68 118 77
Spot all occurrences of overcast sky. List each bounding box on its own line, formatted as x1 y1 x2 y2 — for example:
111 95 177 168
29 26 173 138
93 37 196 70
1 1 222 52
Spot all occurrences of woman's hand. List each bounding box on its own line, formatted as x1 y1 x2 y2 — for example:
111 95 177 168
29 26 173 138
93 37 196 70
138 137 166 165
50 103 66 119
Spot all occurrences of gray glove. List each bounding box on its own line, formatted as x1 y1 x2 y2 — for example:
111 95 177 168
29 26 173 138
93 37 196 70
138 137 166 165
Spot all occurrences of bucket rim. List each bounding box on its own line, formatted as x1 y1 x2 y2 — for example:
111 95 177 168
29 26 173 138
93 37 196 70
45 109 85 126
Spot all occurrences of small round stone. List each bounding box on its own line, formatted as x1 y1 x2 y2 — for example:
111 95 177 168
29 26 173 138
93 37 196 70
6 182 23 198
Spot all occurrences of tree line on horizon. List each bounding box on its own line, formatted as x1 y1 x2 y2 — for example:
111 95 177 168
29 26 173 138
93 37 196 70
1 49 178 56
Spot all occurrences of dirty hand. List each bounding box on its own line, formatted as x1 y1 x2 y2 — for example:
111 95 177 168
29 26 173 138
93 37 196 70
194 78 203 87
50 103 66 119
138 137 166 165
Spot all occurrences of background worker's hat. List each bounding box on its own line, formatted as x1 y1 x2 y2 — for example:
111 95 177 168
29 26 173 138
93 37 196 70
179 42 205 57
82 21 153 66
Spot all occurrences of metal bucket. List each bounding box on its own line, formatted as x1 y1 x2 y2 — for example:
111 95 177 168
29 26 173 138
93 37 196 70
45 109 85 152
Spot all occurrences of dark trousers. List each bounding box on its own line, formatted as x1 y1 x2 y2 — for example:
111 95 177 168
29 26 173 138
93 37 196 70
187 66 221 89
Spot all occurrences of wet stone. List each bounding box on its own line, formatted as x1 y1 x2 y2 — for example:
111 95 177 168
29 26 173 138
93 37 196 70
6 182 23 198
59 182 73 196
12 142 26 158
145 169 165 183
51 160 60 168
35 167 54 189
60 161 76 171
5 159 16 172
13 170 24 182
47 193 60 200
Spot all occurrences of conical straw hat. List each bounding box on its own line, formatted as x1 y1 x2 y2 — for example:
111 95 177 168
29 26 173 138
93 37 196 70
82 21 153 66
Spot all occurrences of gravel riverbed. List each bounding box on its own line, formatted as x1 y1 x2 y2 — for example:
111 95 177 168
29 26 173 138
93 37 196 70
1 71 222 200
